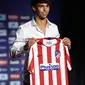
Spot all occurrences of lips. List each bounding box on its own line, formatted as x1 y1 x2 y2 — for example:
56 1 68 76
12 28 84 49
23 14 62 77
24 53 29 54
42 13 47 16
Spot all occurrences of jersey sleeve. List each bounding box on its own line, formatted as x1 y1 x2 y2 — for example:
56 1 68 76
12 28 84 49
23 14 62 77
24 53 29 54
28 47 34 73
65 46 72 71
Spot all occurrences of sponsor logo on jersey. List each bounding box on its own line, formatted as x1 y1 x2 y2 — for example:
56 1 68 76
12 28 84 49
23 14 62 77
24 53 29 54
43 39 57 46
40 63 60 71
46 40 52 45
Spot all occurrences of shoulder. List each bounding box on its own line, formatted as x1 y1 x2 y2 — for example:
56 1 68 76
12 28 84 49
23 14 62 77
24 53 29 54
51 22 58 28
16 20 32 34
49 22 59 31
48 19 58 29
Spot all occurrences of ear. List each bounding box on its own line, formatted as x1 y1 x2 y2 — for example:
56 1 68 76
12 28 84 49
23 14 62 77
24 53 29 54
32 6 36 11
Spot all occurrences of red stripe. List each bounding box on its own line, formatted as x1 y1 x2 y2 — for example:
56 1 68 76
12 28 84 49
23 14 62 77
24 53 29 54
64 46 69 85
32 72 35 85
37 44 44 85
55 41 62 85
31 48 35 85
28 48 34 73
65 47 72 69
47 47 53 85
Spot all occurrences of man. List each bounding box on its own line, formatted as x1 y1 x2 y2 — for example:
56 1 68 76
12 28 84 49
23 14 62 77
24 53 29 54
10 0 71 85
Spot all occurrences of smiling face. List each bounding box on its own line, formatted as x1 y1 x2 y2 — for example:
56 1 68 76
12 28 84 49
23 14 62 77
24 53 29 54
32 3 50 19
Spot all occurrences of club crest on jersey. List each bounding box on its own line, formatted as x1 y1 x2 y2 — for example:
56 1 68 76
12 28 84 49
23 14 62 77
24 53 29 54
55 50 61 58
40 63 60 71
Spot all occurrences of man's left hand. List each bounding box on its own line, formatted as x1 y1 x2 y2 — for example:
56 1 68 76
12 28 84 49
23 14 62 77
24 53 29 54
62 37 71 49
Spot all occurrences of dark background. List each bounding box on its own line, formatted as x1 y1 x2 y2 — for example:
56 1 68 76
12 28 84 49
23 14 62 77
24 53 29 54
0 0 81 85
61 0 82 85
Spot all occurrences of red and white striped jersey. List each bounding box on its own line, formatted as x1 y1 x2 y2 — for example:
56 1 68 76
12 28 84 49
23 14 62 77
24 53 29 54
28 38 72 85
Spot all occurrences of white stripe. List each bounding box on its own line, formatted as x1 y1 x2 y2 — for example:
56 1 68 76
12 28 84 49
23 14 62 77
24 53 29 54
30 74 32 85
42 45 49 85
33 43 40 85
60 42 66 85
67 60 72 71
51 45 57 85
28 47 33 68
65 46 69 55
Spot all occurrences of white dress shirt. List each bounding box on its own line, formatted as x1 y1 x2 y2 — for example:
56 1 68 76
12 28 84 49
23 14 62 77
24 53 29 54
10 17 60 57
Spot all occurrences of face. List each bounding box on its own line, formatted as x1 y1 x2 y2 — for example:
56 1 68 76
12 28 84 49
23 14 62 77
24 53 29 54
33 3 50 19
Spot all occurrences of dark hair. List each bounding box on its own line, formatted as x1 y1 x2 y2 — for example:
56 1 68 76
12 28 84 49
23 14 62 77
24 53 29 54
31 0 52 7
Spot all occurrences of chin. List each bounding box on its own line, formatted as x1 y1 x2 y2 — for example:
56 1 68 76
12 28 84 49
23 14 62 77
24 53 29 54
40 16 47 20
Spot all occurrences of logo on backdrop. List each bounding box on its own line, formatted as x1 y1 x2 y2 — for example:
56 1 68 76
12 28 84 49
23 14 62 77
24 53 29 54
0 14 6 21
8 15 19 20
0 73 8 80
8 21 19 29
10 81 21 85
0 29 7 36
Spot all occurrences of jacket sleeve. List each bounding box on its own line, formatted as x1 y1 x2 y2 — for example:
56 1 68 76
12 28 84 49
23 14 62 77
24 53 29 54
10 26 27 58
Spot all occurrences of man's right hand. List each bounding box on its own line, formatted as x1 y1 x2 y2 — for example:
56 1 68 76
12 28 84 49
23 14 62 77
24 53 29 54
24 38 36 51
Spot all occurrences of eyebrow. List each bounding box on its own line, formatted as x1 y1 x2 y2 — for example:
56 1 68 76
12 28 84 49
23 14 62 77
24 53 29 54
37 4 49 6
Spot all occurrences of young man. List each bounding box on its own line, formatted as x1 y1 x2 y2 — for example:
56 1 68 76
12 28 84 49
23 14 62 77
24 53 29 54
10 0 71 85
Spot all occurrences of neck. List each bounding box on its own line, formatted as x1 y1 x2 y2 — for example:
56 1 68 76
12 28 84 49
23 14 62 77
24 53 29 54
34 16 47 27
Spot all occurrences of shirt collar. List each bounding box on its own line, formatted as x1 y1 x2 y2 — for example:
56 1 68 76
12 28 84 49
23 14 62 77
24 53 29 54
31 16 51 28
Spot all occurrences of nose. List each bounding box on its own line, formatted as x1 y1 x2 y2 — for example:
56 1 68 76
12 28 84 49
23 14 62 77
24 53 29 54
44 6 48 12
